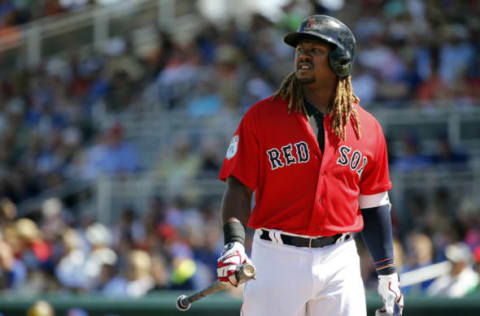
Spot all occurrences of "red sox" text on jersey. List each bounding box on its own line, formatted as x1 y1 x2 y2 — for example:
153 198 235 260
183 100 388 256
266 143 368 178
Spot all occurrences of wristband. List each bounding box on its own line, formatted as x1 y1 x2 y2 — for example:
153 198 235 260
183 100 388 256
223 221 245 245
375 258 396 275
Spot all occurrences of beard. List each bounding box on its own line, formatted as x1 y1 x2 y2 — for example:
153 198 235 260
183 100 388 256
296 72 316 84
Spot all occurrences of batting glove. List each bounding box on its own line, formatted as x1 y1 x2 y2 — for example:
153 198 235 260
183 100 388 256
217 242 251 286
376 273 404 316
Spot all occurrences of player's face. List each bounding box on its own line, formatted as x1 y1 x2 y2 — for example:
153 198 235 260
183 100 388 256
294 39 336 85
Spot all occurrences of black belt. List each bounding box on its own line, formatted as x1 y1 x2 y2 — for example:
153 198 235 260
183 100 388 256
260 229 349 248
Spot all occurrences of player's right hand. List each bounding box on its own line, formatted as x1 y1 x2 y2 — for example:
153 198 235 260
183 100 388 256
217 242 251 286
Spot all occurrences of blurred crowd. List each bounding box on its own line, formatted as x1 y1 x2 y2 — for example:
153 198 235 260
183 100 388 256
0 0 121 31
1 192 479 300
360 186 480 297
0 0 480 302
0 195 224 297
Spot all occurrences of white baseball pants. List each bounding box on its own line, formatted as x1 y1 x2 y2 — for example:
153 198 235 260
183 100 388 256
241 230 366 316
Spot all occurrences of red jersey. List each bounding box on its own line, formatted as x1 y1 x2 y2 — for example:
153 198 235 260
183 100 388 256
219 96 391 237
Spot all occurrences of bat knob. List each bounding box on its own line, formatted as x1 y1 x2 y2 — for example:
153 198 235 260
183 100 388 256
176 295 191 312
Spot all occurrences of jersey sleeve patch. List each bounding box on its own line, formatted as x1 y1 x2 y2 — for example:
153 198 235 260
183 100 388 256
226 135 239 160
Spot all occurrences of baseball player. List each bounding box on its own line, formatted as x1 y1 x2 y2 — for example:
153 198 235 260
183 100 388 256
217 15 404 316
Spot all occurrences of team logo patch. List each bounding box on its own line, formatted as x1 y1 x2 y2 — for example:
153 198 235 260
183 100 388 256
226 135 239 159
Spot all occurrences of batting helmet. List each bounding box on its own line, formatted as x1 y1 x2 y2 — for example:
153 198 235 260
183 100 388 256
284 15 356 77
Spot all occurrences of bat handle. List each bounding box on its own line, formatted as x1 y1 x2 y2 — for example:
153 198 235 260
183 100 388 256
176 295 191 311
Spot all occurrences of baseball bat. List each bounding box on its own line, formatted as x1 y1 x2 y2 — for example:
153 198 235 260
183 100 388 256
176 263 256 312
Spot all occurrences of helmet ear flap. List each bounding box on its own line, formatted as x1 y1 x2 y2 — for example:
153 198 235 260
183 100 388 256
328 46 352 77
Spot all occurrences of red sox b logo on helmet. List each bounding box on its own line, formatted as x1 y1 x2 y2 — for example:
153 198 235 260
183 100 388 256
304 17 317 31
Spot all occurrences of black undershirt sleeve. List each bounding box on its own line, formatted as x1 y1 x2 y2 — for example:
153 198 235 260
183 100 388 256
360 204 396 275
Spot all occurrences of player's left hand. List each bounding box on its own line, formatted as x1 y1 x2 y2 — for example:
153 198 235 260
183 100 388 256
376 273 404 316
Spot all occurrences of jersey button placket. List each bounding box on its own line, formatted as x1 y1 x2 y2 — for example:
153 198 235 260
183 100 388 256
308 169 325 233
317 119 329 208
319 168 327 204
306 165 322 233
318 117 330 177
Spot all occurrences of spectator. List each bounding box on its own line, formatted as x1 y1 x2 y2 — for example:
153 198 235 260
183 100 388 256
155 42 201 110
55 228 88 291
438 24 475 85
27 300 55 316
40 198 68 245
0 232 27 290
82 123 140 178
149 253 171 291
195 137 222 178
186 79 221 117
14 218 52 268
401 232 435 294
351 63 378 106
0 197 16 230
391 132 433 172
125 250 154 297
155 134 201 196
112 206 145 251
96 253 127 297
431 133 469 170
427 242 479 297
416 67 452 105
83 223 115 289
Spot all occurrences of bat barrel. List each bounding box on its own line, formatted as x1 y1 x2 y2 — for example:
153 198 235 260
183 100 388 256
176 295 191 311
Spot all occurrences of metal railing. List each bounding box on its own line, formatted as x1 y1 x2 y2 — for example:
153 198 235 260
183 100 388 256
15 100 480 219
95 173 225 223
91 164 480 225
89 103 480 223
374 106 480 155
119 104 480 169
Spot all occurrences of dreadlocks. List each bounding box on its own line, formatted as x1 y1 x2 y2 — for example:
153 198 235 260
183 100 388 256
273 72 361 141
